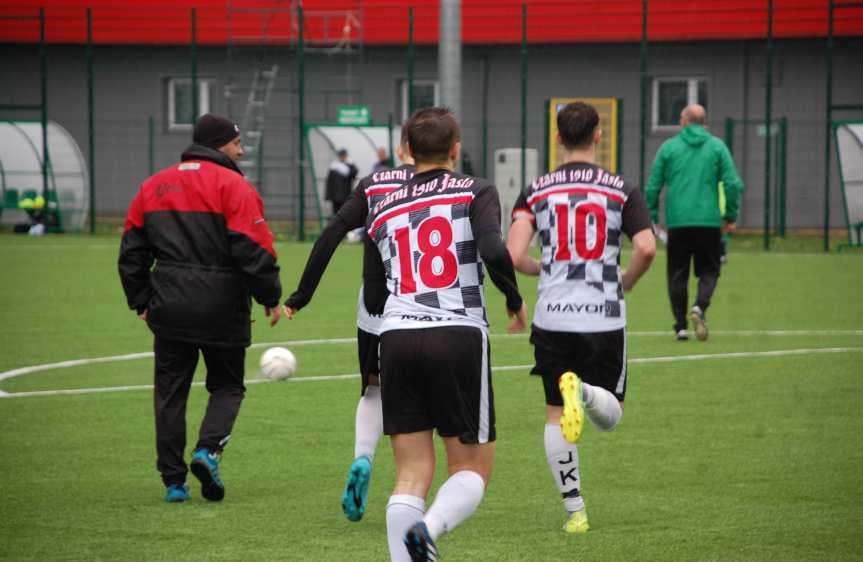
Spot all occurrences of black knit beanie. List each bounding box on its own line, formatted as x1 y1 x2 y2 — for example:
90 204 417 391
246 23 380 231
193 114 240 149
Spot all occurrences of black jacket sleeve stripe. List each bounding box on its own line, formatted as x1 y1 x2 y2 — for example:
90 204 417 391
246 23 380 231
227 231 282 307
118 191 155 313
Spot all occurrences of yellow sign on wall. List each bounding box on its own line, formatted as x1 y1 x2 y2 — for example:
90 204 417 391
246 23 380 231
547 97 619 174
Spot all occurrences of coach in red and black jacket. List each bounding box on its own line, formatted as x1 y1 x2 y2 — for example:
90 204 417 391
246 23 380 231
118 114 282 502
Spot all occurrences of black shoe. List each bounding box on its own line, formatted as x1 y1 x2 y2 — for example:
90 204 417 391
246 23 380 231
405 522 438 562
676 329 689 341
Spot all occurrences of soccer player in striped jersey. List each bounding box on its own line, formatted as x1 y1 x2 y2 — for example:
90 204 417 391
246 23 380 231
365 107 526 561
283 129 415 523
507 102 656 534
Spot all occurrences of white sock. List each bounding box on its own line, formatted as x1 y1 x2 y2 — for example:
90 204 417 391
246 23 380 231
582 383 623 431
386 494 425 562
424 470 485 540
354 385 383 461
544 424 584 513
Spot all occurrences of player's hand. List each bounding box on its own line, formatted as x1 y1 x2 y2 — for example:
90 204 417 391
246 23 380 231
653 223 668 244
507 303 528 333
282 305 297 320
722 221 736 233
265 305 282 327
138 309 148 321
621 269 634 292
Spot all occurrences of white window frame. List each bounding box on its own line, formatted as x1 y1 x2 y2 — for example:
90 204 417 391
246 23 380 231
651 77 707 132
168 78 212 130
400 79 440 122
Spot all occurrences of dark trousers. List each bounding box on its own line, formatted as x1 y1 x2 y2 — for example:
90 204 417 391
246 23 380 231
666 227 722 332
154 337 246 486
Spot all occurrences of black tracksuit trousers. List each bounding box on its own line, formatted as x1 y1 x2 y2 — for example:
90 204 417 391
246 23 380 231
154 337 246 486
666 227 722 332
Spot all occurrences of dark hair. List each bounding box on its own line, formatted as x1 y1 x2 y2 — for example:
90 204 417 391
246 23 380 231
557 102 600 151
337 149 348 157
406 107 460 163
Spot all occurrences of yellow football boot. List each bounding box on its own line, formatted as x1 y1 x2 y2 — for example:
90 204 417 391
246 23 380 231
559 372 585 443
563 509 590 534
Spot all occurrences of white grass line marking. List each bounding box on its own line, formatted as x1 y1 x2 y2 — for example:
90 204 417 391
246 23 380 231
1 373 360 399
2 346 861 399
0 352 154 383
2 330 863 383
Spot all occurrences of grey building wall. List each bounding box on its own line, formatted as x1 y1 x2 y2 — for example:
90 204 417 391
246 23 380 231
1 37 861 229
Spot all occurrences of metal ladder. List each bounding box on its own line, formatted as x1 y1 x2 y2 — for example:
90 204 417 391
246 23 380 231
238 64 278 188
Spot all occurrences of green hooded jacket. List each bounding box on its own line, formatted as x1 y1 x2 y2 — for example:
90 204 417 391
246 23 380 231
646 124 743 228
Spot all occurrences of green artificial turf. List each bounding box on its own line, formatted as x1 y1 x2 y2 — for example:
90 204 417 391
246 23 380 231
1 233 861 560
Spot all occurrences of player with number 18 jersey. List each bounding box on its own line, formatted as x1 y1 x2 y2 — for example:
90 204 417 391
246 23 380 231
368 170 519 335
367 107 525 562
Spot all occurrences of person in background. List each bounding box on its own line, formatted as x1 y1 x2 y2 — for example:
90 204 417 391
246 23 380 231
325 149 358 215
283 127 416 524
646 104 743 342
372 147 391 173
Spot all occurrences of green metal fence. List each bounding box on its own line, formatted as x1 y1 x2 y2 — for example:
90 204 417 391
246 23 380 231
2 2 862 248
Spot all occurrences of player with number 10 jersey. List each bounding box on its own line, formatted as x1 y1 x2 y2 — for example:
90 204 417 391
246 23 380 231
511 161 650 333
508 101 655 535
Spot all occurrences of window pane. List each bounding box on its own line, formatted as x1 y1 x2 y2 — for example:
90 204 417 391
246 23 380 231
657 81 688 126
414 83 437 111
697 80 708 111
173 82 194 125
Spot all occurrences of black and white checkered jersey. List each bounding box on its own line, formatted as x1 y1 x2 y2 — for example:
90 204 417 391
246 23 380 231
512 162 652 333
358 166 415 330
367 168 514 333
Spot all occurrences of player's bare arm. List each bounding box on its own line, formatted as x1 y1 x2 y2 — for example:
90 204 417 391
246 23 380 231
506 218 541 276
621 228 656 292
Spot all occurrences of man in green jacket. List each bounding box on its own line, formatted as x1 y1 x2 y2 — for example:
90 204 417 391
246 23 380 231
646 104 743 341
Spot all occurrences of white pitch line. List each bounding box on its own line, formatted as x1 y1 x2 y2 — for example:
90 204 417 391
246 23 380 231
2 346 861 399
2 329 862 384
0 373 361 399
0 342 361 383
0 352 155 382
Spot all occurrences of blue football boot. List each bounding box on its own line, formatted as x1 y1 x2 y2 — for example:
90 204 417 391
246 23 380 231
164 483 190 503
190 448 225 502
341 456 372 521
